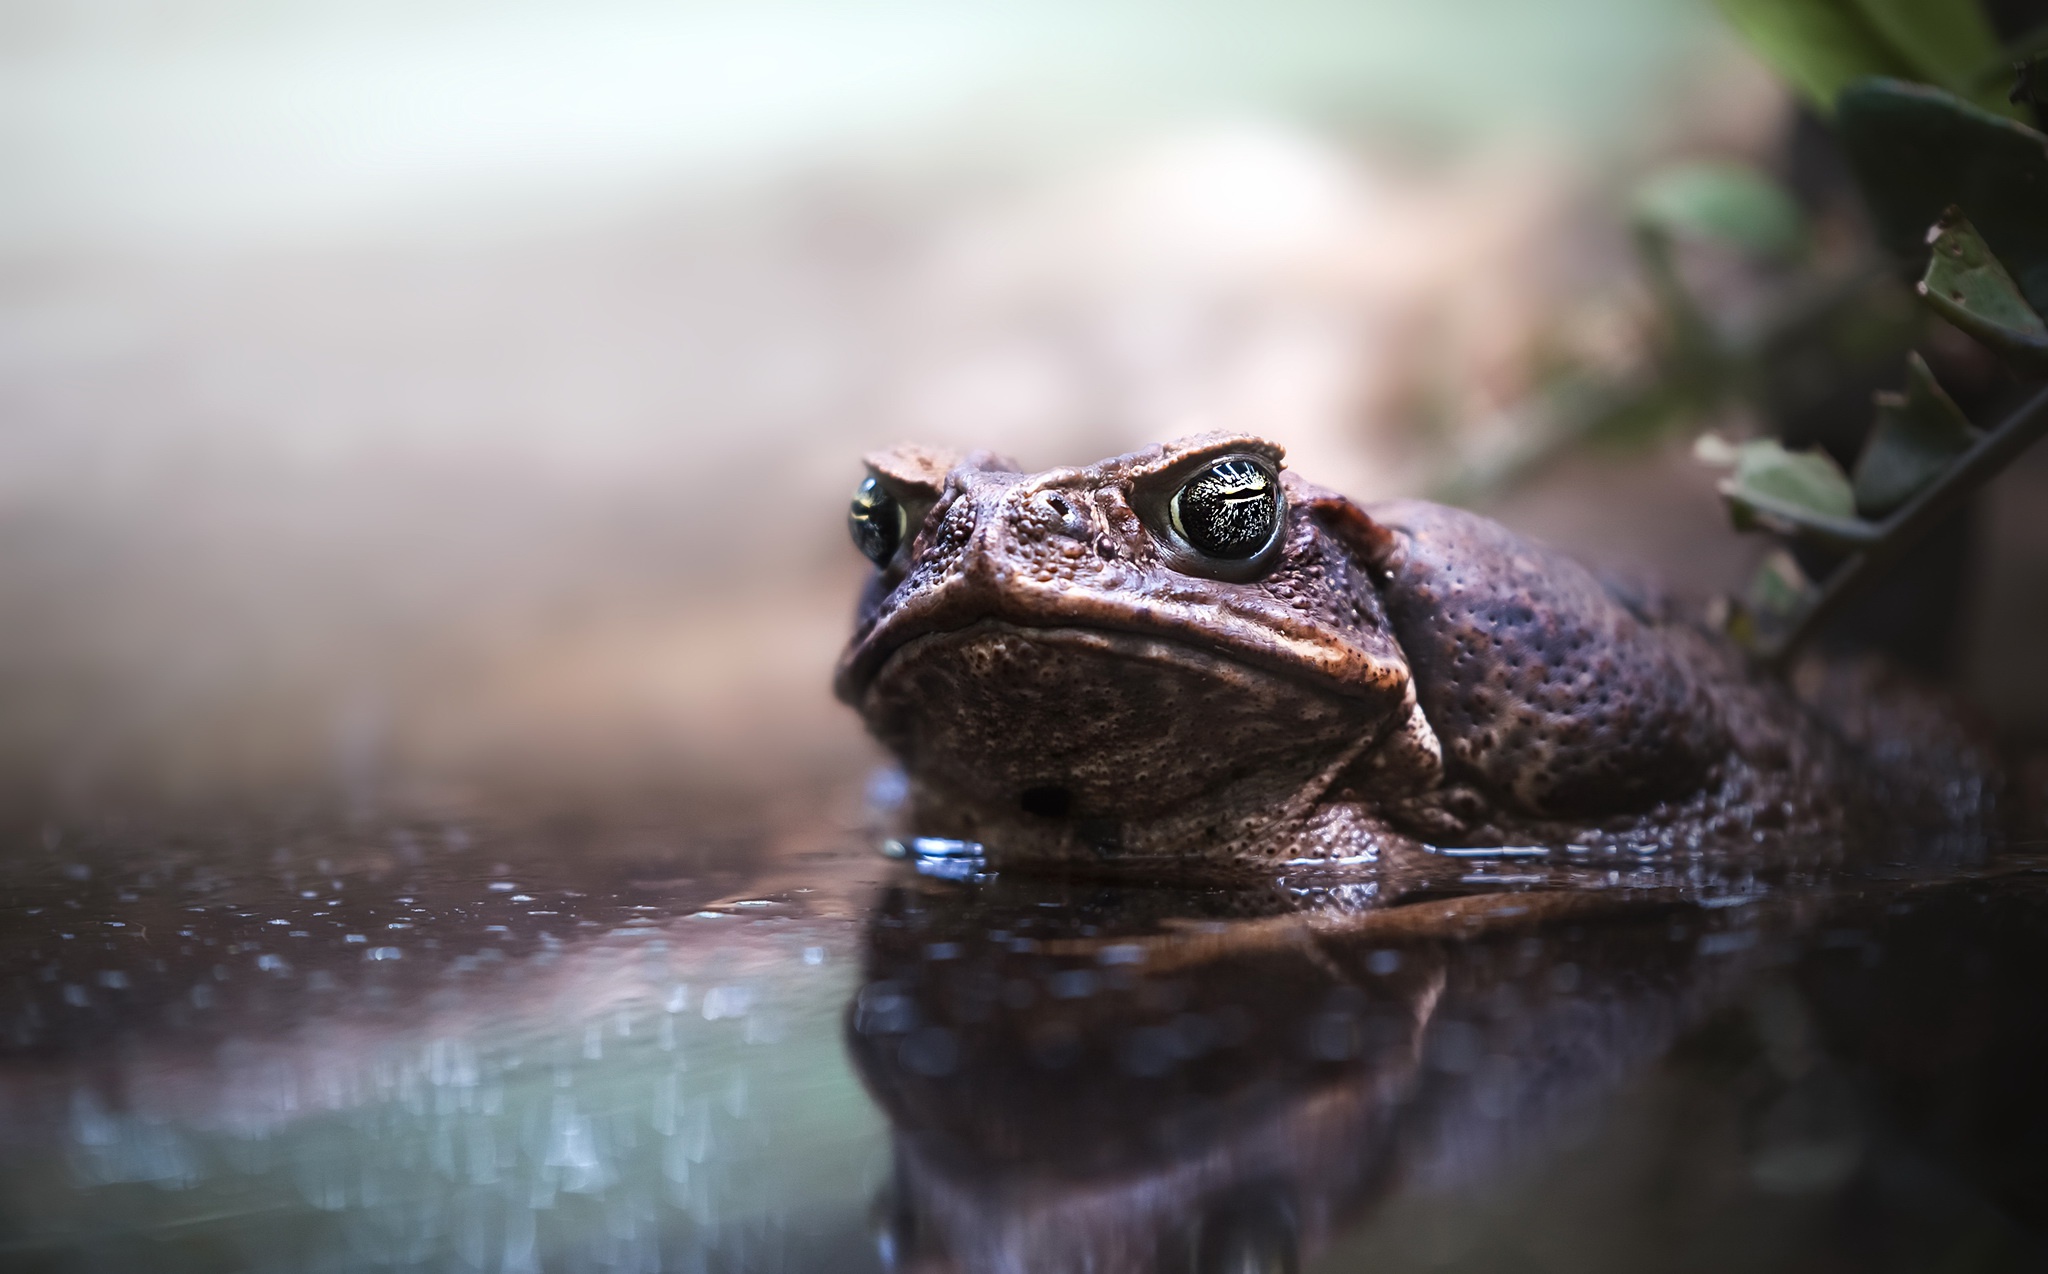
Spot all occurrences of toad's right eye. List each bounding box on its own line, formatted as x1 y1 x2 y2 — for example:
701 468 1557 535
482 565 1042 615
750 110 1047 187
849 476 906 566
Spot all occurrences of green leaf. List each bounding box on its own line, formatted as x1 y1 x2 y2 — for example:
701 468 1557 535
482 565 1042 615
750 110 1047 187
1851 352 1979 516
1851 0 2004 99
1719 439 1857 531
1632 163 1806 263
1915 206 2048 373
1714 0 2012 113
1723 549 1816 651
1714 0 1917 111
1835 79 2048 314
1746 549 1815 628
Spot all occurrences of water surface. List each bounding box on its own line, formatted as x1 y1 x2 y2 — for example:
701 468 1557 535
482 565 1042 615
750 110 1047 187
3 798 2044 1272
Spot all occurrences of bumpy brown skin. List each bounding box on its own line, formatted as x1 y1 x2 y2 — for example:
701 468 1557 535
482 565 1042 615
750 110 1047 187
834 433 1991 884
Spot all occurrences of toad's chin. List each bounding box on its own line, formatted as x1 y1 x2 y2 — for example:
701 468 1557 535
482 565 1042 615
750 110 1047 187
855 619 1376 819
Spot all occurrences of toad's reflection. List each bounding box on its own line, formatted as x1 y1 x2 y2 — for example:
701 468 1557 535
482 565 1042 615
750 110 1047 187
846 878 1803 1273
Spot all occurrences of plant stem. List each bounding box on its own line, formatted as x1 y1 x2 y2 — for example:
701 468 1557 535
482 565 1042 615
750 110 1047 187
1761 382 2048 670
1726 491 1882 551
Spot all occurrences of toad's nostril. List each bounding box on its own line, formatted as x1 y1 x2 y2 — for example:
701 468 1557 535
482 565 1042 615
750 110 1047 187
1034 491 1090 539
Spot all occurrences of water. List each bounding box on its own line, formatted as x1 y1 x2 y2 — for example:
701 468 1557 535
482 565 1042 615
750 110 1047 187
2 799 2045 1272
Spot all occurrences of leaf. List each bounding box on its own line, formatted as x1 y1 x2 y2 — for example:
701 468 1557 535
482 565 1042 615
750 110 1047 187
1632 163 1806 263
1723 549 1816 651
1835 78 2048 314
1915 206 2048 373
1719 439 1857 532
1851 0 2004 101
1746 549 1815 628
1851 352 1979 517
1714 0 1917 111
1713 0 2012 114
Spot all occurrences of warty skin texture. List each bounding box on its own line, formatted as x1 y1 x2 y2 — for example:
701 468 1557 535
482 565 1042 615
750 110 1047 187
834 433 1994 885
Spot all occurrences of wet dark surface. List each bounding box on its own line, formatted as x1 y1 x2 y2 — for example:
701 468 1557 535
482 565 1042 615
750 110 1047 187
3 791 2048 1273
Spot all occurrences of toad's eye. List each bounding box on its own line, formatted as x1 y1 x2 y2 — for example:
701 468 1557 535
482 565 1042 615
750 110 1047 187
849 475 906 566
1170 458 1280 559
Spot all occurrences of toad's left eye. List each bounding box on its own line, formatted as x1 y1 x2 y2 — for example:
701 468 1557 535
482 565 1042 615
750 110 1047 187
849 475 906 566
1170 458 1280 559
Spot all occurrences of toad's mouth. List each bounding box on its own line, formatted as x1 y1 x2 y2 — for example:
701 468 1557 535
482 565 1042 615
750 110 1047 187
834 582 1406 712
851 620 1382 817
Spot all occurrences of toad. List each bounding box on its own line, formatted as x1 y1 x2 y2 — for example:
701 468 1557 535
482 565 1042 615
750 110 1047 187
833 433 1993 880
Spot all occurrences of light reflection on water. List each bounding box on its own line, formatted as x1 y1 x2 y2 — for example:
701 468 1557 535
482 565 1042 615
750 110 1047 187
25 947 883 1272
2 809 2046 1272
0 816 890 1273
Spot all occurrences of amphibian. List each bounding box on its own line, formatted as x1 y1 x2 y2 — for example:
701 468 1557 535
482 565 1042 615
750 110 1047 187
833 433 1992 880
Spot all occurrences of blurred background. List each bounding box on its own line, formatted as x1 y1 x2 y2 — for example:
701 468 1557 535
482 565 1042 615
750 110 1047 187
4 0 2044 840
